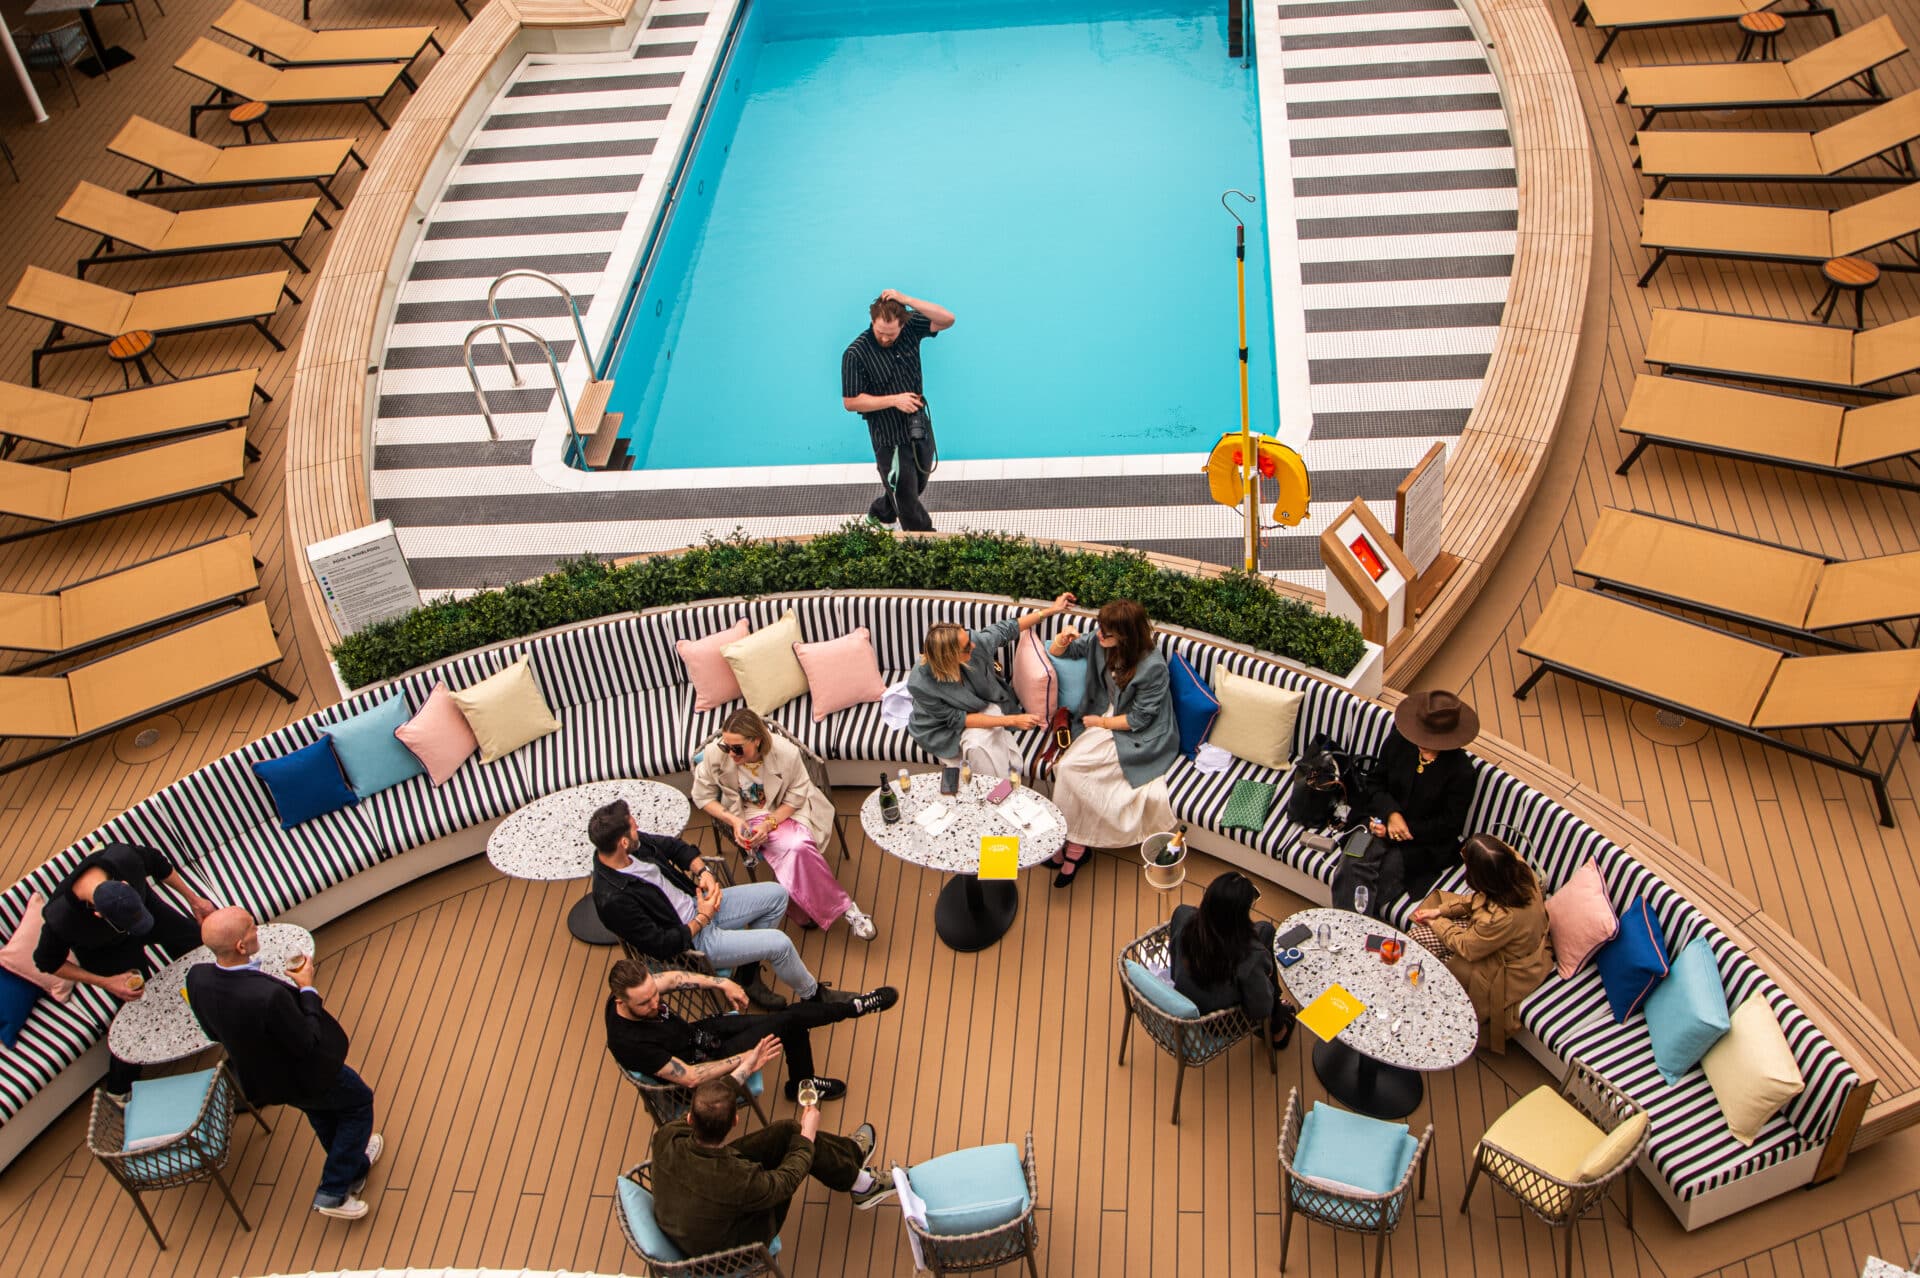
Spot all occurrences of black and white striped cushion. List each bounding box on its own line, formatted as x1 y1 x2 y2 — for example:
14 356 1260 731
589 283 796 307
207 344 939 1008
522 687 693 793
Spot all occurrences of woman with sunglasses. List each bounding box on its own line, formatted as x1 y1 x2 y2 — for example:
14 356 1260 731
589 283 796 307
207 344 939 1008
1168 871 1295 1049
906 591 1078 778
1046 599 1177 887
693 709 876 940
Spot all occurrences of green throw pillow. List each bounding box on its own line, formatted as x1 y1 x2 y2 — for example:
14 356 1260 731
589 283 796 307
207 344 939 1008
1220 779 1276 832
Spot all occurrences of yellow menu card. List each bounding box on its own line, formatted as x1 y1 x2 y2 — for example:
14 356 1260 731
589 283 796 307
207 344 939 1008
978 835 1019 880
1296 983 1366 1043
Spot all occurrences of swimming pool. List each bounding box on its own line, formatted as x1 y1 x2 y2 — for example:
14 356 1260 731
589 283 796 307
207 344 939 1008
600 0 1278 471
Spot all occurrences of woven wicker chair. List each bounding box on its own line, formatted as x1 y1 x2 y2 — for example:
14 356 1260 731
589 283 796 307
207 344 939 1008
1115 922 1276 1124
900 1131 1042 1278
86 1061 269 1248
616 1160 786 1277
1460 1060 1648 1278
1277 1088 1431 1278
616 944 772 1130
692 722 852 877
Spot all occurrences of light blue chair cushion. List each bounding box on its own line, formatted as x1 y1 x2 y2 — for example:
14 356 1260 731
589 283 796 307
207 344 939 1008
1167 652 1220 759
120 1068 230 1177
1594 895 1671 1023
1052 654 1090 716
1291 1102 1417 1227
631 1068 765 1099
250 738 359 829
324 693 426 798
616 1174 687 1262
908 1142 1030 1236
0 967 40 1050
1644 937 1731 1084
1123 959 1200 1019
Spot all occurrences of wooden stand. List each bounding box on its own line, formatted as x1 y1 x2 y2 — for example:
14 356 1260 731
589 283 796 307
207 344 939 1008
1394 442 1460 617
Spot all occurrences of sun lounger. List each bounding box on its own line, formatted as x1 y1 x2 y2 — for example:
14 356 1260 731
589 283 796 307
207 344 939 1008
1575 0 1837 64
213 1 440 88
1618 16 1905 128
1635 89 1920 196
1615 374 1920 491
1637 182 1920 287
57 181 326 277
1516 588 1920 826
109 116 365 209
1644 307 1920 397
0 369 265 462
0 602 294 778
7 265 298 386
175 38 410 135
0 429 255 546
1575 508 1920 651
303 0 470 20
0 533 261 673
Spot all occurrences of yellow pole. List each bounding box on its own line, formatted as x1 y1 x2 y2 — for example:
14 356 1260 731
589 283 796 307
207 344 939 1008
1236 218 1256 573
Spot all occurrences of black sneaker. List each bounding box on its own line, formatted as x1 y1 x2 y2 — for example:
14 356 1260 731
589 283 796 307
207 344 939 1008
849 986 900 1017
742 977 789 1011
783 1076 848 1104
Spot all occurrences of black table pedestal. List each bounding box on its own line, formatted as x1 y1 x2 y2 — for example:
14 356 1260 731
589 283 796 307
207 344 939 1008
934 874 1019 952
72 11 133 78
567 892 620 946
1311 1036 1424 1120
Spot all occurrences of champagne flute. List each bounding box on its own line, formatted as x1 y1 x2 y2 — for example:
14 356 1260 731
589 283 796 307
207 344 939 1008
796 1078 819 1108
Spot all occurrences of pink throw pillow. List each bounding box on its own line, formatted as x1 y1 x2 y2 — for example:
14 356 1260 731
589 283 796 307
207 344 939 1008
677 619 750 711
394 682 480 786
0 894 77 1001
1011 629 1058 720
1547 860 1620 980
794 628 888 721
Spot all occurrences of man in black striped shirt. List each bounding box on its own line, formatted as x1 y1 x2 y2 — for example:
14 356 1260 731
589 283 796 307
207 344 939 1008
841 289 955 531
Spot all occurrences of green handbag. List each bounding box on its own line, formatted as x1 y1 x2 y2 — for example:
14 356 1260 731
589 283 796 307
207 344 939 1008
1219 779 1277 832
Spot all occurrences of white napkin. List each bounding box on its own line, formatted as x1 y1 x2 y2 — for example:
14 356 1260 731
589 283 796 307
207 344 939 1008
880 677 914 731
893 1166 930 1270
998 792 1054 835
1193 743 1233 774
914 803 959 836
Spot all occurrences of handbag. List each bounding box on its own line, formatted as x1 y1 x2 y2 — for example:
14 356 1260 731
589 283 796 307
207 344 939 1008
1034 707 1073 769
1329 830 1397 919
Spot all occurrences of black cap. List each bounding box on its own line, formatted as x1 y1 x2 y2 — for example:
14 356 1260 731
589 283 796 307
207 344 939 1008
92 881 154 938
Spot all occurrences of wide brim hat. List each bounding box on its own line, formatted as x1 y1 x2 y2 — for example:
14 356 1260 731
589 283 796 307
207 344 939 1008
1393 689 1479 752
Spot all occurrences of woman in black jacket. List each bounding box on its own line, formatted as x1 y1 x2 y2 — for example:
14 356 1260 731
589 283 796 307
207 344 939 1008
1363 689 1480 904
1168 872 1294 1048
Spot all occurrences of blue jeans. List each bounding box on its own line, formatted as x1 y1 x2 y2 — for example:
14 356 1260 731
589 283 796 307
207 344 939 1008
693 881 818 998
303 1065 376 1207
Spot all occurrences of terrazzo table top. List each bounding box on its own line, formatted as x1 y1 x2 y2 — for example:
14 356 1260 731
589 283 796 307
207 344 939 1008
109 923 315 1065
1275 907 1478 1074
859 774 1064 875
487 779 691 882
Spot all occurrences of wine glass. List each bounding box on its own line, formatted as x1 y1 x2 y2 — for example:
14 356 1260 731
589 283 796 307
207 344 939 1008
1353 884 1371 917
796 1079 819 1108
1315 922 1332 951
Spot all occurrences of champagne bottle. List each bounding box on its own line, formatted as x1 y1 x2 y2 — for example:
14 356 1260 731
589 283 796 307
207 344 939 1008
879 772 902 825
1160 822 1188 865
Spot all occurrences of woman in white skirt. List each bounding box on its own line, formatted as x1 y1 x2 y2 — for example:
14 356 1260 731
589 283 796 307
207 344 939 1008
1047 598 1178 888
906 591 1078 777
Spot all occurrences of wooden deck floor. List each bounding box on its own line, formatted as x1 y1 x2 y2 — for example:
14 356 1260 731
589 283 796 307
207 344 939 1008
4 0 1920 1273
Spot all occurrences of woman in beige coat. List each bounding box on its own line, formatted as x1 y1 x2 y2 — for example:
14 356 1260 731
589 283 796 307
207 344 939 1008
692 709 875 939
1408 834 1552 1054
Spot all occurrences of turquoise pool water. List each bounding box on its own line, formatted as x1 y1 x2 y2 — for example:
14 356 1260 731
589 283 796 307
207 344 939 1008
603 0 1276 470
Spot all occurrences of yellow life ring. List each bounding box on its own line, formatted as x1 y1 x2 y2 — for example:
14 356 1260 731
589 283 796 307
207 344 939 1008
1203 433 1311 527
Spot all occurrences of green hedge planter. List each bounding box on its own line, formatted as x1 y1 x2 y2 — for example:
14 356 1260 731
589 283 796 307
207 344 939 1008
331 525 1368 690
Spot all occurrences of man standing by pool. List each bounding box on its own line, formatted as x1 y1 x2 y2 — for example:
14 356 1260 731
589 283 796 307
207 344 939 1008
842 288 955 532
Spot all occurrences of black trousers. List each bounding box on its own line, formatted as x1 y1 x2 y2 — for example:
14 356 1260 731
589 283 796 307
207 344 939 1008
102 901 205 1094
702 998 856 1082
869 432 936 532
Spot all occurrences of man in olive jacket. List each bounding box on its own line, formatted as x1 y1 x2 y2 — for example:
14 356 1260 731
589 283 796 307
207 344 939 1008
650 1079 892 1256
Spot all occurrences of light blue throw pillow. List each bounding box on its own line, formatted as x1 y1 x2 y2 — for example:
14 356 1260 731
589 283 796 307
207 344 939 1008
323 693 426 798
1644 937 1731 1084
1123 959 1200 1019
1051 653 1089 716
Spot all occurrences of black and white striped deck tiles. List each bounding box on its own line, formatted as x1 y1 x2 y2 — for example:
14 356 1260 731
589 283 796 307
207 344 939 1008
369 0 1516 595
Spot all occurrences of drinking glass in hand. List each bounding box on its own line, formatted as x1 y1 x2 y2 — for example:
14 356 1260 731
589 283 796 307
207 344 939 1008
1353 885 1371 917
796 1079 819 1108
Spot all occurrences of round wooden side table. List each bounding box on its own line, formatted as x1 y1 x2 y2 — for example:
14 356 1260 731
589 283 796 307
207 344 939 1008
1813 256 1881 330
229 101 277 144
106 330 176 387
1736 11 1786 61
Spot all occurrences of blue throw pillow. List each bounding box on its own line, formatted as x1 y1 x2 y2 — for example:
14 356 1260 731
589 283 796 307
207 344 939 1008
1123 959 1200 1018
323 692 426 798
1594 896 1671 1023
0 966 40 1049
1644 937 1731 1084
1166 652 1220 760
251 738 359 830
1051 654 1089 716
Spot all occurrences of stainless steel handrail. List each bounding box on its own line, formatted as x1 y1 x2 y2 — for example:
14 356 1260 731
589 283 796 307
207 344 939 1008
485 269 594 387
460 321 578 466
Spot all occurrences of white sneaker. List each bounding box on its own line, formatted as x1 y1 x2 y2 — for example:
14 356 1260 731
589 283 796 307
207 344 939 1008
844 907 877 941
350 1133 384 1195
316 1195 369 1221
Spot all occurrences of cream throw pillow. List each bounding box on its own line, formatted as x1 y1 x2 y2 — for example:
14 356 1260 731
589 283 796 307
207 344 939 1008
1572 1111 1648 1181
722 611 809 715
1208 669 1304 771
448 657 561 763
1701 994 1806 1145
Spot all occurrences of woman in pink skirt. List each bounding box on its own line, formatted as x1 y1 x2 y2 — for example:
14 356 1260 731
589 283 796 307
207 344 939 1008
692 709 876 939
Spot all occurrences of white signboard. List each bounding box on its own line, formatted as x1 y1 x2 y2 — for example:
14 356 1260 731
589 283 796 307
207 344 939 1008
307 520 420 637
1396 443 1447 575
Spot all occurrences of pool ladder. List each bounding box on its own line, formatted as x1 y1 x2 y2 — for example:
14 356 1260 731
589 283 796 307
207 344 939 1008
461 270 630 471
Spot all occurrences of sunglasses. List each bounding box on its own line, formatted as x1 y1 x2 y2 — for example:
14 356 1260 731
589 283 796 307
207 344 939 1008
720 741 749 757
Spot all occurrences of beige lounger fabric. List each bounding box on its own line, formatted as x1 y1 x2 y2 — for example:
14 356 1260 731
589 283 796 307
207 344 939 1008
1576 510 1824 630
0 429 248 525
0 534 256 653
0 597 62 655
109 117 358 188
1620 17 1906 109
57 183 318 254
0 370 257 451
1643 309 1920 388
175 39 406 105
1635 93 1920 180
1754 650 1920 729
1583 0 1769 24
1807 554 1920 630
0 679 78 739
0 383 89 451
8 266 289 339
213 1 437 64
1642 184 1920 267
1621 376 1843 466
